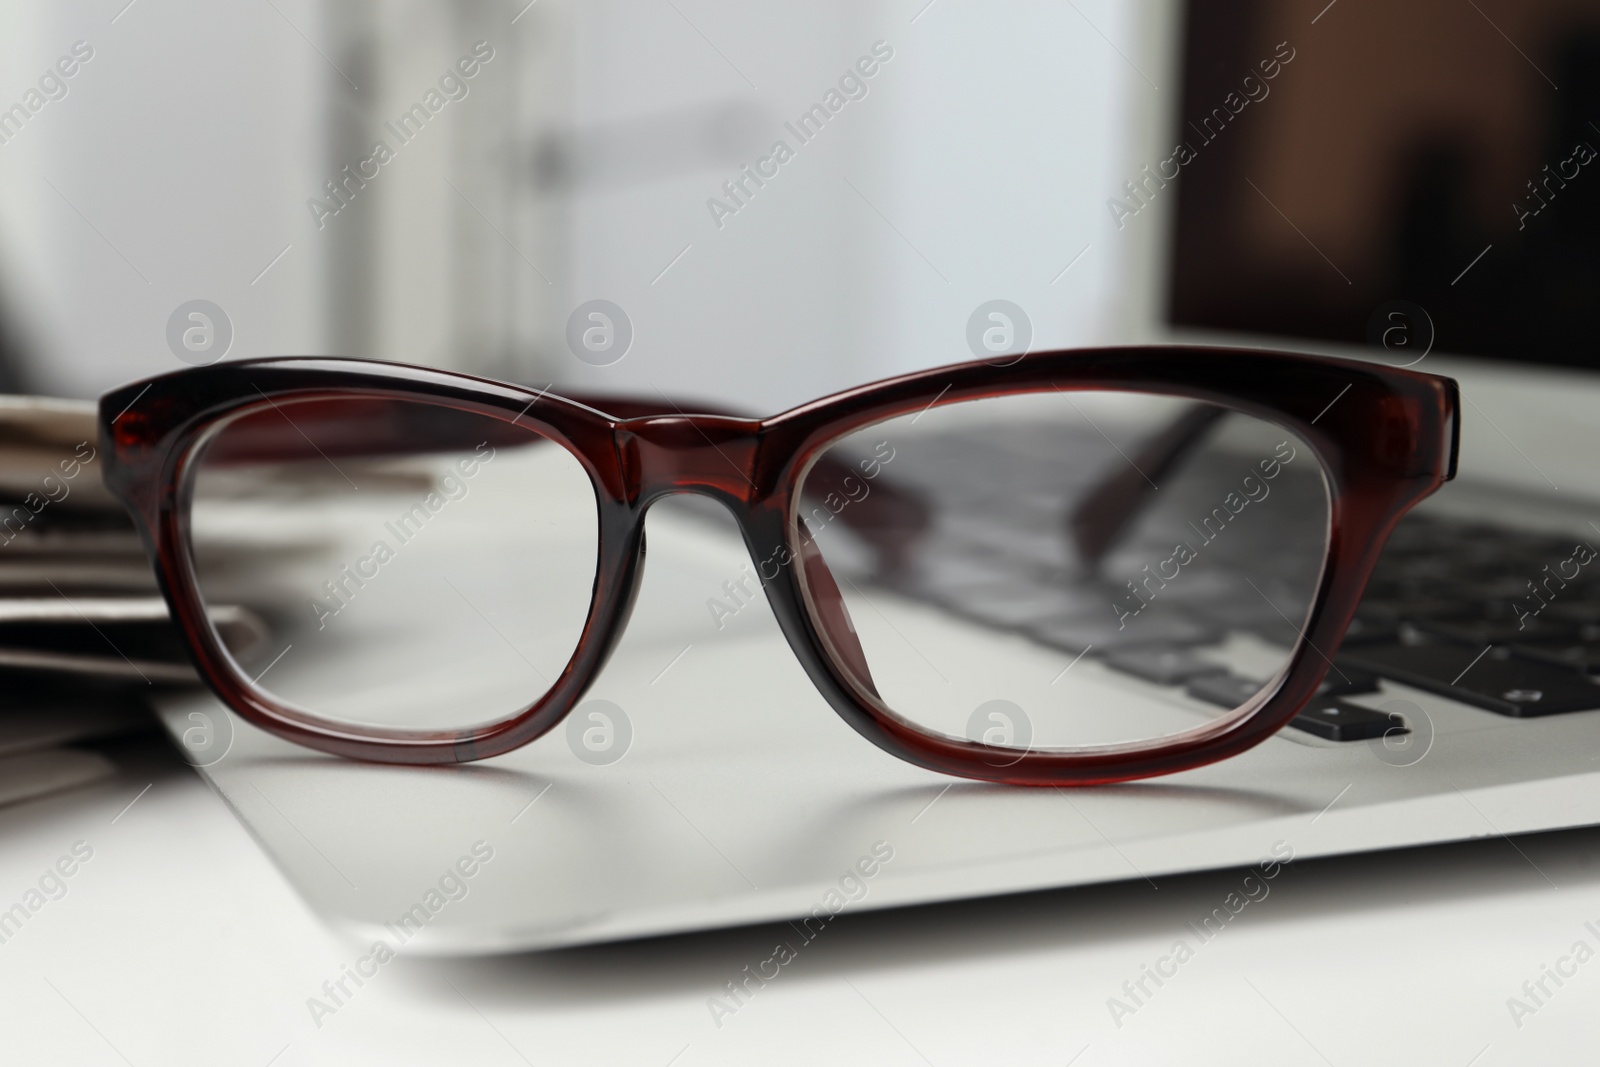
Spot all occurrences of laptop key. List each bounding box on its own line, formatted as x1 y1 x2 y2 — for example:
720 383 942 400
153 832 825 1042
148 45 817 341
1463 576 1546 601
1341 615 1400 645
961 587 1101 629
1510 640 1600 675
1318 664 1380 697
1341 641 1600 717
1185 666 1382 718
1029 611 1221 654
1290 699 1405 742
1185 672 1262 708
1539 602 1600 627
1356 597 1474 622
1103 646 1229 686
1190 599 1287 632
1412 616 1582 646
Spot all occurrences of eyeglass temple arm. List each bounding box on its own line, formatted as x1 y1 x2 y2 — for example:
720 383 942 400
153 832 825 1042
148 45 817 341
1068 403 1227 569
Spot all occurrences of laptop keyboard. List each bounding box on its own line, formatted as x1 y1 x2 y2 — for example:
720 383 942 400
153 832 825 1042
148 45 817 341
1337 520 1600 719
859 426 1600 742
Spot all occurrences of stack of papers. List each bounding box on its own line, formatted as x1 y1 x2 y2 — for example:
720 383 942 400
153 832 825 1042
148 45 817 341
0 396 188 805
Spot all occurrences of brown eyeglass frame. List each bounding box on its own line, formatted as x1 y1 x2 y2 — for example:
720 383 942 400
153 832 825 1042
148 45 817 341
98 346 1459 786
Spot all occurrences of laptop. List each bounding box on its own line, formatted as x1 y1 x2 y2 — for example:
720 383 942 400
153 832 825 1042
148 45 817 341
148 0 1600 952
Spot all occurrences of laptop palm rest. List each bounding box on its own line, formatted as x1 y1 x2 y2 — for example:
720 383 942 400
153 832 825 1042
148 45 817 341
154 500 1600 953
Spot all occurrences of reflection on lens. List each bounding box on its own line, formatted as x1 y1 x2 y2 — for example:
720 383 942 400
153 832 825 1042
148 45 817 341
186 397 599 731
794 390 1330 752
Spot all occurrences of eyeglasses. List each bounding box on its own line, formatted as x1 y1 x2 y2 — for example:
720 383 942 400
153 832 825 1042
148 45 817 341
99 348 1458 785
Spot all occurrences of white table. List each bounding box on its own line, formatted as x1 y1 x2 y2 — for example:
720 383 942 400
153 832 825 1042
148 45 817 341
0 731 1588 1066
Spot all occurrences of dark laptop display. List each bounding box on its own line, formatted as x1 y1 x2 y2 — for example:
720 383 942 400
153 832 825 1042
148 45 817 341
1168 0 1600 370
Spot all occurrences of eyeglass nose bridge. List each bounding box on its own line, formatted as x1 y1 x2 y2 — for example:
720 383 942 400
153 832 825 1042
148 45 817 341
618 414 767 508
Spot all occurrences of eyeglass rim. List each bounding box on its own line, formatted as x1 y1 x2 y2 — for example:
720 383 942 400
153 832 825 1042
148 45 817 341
96 346 1459 783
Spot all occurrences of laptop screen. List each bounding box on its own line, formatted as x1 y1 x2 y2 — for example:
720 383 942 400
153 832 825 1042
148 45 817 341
1167 0 1600 372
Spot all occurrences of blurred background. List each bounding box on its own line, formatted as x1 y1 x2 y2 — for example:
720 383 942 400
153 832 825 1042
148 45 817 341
1171 0 1600 369
0 0 1597 415
0 0 1136 411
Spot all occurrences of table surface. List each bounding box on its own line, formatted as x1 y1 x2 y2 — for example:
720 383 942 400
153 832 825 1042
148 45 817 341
0 732 1593 1066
